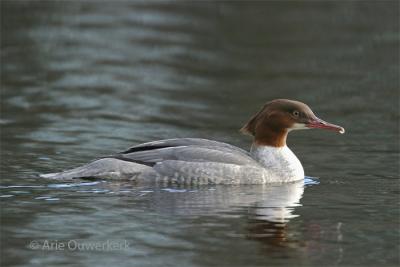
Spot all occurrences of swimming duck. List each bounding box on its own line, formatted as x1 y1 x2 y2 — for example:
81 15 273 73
40 99 345 184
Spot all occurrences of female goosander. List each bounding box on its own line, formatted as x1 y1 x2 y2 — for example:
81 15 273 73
40 99 345 184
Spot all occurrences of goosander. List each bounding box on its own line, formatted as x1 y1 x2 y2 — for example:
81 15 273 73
40 99 345 184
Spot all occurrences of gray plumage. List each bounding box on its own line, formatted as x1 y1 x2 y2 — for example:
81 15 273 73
40 138 271 184
40 99 345 184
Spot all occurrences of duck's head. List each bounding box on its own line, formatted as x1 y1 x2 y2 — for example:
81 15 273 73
241 99 345 147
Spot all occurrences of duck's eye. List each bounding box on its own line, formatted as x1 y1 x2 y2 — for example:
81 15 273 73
292 110 300 117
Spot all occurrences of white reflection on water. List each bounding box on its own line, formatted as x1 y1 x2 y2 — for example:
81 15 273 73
131 180 307 250
148 181 305 224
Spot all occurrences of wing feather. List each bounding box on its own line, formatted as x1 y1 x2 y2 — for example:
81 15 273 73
121 138 249 155
115 145 258 167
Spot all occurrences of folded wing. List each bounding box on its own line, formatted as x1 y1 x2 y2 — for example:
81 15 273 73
112 138 257 167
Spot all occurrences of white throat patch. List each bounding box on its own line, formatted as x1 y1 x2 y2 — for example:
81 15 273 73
250 144 304 182
288 123 308 131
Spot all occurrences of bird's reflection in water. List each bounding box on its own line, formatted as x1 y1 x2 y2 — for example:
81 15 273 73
244 181 304 248
85 178 309 251
123 179 306 247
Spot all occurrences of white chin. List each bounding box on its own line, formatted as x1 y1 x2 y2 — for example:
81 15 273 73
289 123 308 131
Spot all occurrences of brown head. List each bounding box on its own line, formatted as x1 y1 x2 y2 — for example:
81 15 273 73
240 99 345 147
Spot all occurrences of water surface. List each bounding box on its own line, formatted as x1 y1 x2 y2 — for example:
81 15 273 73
1 1 399 267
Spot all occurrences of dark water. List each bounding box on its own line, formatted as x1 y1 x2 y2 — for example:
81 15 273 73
1 1 399 266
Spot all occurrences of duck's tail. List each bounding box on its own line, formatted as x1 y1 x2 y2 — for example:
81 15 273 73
39 158 153 180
